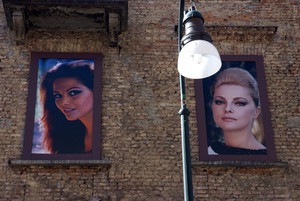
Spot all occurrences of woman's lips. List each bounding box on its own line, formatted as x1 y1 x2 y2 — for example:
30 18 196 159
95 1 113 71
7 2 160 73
221 116 236 122
64 108 75 113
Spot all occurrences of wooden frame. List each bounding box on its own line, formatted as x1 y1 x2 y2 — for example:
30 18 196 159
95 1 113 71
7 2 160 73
22 52 102 160
195 55 276 161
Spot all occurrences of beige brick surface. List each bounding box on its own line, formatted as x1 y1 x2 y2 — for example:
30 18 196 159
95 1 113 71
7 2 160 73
0 0 299 200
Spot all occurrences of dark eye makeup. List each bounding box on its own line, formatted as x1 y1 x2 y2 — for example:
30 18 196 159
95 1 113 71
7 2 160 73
214 100 224 105
69 90 82 96
213 97 249 107
53 93 62 99
235 101 248 106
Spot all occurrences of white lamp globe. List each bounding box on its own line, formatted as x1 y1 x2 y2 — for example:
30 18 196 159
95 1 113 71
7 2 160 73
178 40 222 79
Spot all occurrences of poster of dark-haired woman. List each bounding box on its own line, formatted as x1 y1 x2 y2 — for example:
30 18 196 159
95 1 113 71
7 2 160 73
22 52 102 160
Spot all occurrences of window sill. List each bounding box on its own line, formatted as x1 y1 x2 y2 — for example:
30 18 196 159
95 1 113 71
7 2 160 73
8 159 112 168
192 161 288 168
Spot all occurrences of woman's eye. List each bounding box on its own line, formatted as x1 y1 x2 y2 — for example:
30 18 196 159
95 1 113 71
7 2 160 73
53 94 62 99
214 100 224 105
236 102 247 106
69 90 81 96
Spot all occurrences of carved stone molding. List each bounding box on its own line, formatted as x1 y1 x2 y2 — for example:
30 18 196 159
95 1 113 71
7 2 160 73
3 0 128 46
205 25 278 41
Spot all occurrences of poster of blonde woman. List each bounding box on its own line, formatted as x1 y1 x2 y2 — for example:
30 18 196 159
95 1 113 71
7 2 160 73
195 55 276 161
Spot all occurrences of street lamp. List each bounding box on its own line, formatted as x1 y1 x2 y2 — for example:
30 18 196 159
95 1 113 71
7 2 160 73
178 1 221 201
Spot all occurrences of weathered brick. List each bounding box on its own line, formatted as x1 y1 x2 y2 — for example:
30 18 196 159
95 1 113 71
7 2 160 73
0 0 299 200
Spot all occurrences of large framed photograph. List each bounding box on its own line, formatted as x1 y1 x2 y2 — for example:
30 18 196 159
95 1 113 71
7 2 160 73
195 55 276 161
22 52 102 160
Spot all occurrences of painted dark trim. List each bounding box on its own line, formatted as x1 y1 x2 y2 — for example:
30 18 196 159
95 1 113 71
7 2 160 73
195 55 276 162
22 52 103 160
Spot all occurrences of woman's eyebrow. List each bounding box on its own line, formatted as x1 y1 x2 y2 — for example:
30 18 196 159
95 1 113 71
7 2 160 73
65 86 81 92
233 97 249 101
214 96 225 99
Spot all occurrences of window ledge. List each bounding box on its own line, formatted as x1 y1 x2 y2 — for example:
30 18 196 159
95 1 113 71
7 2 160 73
8 159 112 168
192 161 288 168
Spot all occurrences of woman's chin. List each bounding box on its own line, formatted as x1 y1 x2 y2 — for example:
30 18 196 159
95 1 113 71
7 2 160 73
65 116 78 121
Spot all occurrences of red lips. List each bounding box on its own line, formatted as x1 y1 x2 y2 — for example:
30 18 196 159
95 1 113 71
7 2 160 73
221 116 237 122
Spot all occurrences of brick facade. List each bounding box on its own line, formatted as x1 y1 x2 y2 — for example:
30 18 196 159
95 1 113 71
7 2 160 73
0 0 299 200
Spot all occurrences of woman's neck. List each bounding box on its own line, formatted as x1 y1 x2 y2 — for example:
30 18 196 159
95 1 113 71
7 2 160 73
79 112 93 152
224 131 265 150
84 131 92 152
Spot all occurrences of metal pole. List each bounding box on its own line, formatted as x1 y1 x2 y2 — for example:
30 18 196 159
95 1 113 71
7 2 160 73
178 0 194 200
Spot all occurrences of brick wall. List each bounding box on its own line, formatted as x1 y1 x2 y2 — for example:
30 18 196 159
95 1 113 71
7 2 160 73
0 0 299 200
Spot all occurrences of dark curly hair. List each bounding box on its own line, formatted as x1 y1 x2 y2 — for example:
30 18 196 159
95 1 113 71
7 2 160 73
39 60 94 154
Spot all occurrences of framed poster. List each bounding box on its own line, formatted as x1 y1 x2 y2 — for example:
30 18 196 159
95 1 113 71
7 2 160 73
22 52 102 160
195 55 276 161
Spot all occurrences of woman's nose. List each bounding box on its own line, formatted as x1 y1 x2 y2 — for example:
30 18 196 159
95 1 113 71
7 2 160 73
225 103 233 113
61 96 71 105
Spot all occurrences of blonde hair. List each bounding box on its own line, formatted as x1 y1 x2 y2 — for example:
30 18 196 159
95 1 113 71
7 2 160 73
211 68 264 143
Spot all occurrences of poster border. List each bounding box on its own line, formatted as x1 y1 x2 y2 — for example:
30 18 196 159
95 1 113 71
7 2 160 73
195 55 276 161
22 52 103 160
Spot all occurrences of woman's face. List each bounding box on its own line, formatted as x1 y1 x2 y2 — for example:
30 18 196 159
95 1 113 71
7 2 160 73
212 84 260 133
53 77 93 122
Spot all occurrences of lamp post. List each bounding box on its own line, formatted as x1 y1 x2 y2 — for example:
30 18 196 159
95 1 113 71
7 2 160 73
178 1 221 201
